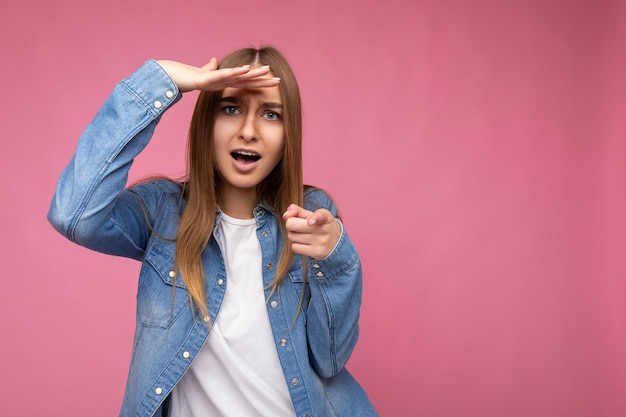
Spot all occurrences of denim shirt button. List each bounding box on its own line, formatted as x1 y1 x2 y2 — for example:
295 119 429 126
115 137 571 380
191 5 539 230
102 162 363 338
262 231 269 238
165 90 174 99
168 270 176 278
155 387 163 395
217 278 224 286
280 338 287 347
315 271 324 277
153 100 162 109
270 300 278 308
312 263 320 269
265 262 273 270
291 378 299 385
182 351 190 359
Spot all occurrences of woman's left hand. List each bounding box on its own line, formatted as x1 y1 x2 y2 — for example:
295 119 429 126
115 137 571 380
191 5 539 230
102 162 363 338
283 204 341 260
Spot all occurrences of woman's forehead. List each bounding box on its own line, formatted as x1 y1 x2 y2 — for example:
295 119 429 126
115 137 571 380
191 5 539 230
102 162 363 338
221 84 282 103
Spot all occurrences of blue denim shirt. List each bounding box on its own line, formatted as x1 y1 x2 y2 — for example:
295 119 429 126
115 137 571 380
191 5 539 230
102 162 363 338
48 60 377 417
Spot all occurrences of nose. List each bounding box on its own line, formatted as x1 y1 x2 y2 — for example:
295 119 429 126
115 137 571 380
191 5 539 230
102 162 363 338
239 113 259 142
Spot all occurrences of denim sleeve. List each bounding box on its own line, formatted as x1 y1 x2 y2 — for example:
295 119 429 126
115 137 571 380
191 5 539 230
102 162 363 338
47 60 181 260
304 189 363 378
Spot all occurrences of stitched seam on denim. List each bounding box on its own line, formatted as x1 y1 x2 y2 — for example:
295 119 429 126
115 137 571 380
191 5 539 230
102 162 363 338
67 87 156 240
317 282 338 375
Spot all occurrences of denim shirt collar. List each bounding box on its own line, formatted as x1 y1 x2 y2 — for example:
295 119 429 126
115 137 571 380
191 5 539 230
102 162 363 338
214 201 276 227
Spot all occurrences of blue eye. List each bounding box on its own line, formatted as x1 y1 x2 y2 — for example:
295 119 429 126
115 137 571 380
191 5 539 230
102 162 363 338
264 111 281 121
222 106 240 115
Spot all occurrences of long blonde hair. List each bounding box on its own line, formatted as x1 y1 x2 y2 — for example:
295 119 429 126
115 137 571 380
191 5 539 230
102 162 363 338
175 46 303 320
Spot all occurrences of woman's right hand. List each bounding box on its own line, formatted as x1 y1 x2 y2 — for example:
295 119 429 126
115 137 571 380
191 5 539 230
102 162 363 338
157 58 280 93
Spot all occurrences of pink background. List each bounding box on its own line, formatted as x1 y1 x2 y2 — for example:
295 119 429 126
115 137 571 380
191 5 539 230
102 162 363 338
1 0 625 416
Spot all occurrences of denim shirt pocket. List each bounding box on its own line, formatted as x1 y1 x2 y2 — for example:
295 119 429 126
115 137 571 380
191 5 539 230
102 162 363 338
137 241 189 329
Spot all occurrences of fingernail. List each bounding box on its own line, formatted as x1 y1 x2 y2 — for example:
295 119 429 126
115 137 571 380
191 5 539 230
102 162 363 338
260 65 270 70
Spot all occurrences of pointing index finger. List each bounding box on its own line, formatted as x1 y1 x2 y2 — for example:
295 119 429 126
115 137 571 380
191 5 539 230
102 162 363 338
307 209 334 226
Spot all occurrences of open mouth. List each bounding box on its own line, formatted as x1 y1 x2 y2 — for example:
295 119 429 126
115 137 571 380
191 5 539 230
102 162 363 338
231 150 261 162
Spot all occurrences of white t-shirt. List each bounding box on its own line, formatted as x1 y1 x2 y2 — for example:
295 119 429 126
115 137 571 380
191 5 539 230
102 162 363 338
169 213 295 417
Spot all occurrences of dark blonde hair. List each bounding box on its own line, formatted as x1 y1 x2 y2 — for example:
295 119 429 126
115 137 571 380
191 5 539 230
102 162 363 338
175 46 303 320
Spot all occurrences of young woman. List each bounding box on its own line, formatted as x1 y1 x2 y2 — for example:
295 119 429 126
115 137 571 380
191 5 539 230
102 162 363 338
48 46 377 417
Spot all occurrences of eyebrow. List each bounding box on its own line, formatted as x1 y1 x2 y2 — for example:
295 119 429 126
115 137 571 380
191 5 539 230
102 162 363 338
220 96 283 109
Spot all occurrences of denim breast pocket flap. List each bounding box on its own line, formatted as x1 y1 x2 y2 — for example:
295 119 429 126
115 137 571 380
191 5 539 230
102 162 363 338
145 242 187 289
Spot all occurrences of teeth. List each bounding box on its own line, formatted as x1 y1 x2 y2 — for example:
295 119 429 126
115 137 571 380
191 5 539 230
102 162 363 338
231 150 261 162
236 151 258 157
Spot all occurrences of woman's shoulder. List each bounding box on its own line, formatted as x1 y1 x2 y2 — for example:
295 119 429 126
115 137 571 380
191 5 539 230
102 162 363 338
127 177 184 211
130 177 183 194
304 185 339 216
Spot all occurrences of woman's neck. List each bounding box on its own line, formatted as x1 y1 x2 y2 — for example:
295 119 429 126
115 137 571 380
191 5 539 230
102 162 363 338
217 186 258 219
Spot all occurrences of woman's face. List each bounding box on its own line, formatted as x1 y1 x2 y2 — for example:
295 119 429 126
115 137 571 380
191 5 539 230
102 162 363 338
213 82 285 197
